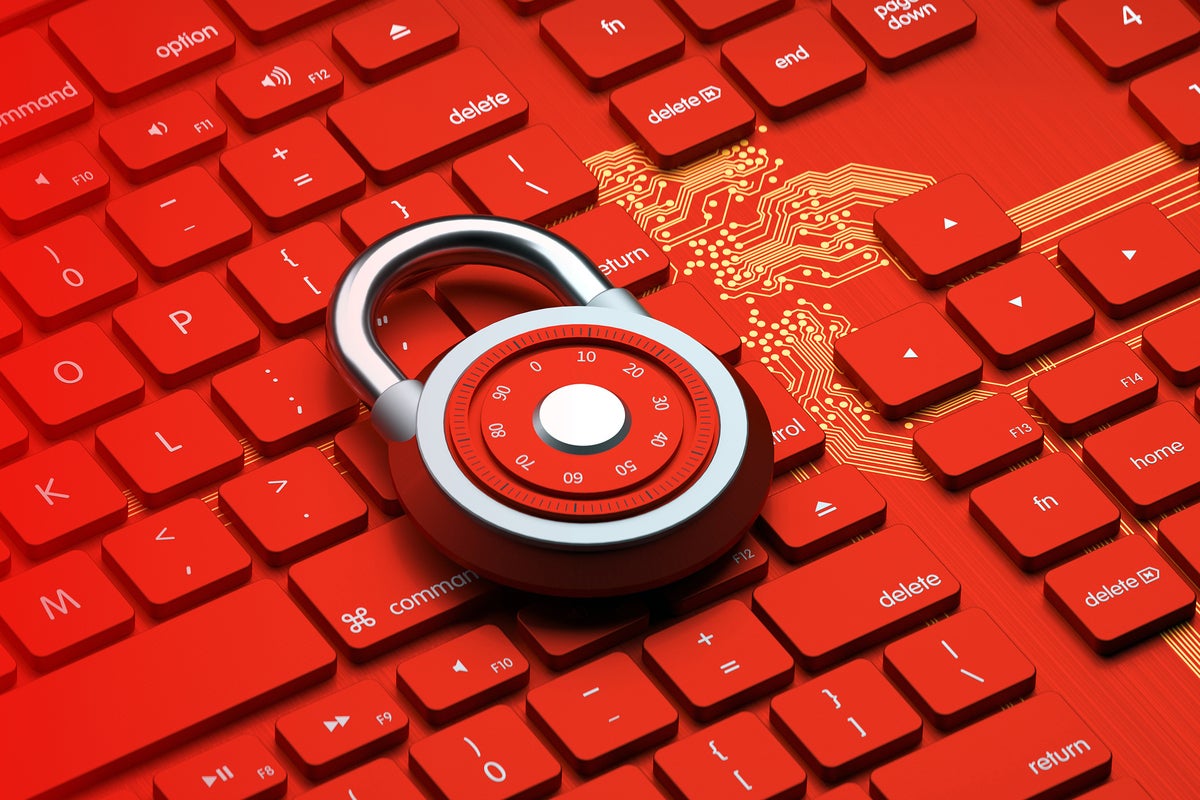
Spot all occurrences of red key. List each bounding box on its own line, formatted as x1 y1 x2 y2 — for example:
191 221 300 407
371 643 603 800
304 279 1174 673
211 339 360 456
332 0 460 83
831 0 976 71
610 57 756 169
227 222 354 337
341 173 471 249
662 0 792 41
1142 302 1200 385
1057 203 1200 318
654 712 807 799
153 735 286 800
945 253 1096 368
219 446 367 565
1077 779 1153 799
0 642 14 690
1159 503 1200 585
96 389 245 508
969 452 1121 570
49 0 235 104
873 174 1021 289
1045 534 1195 653
1130 52 1200 157
0 29 92 157
0 321 145 438
549 204 670 293
0 297 21 352
276 679 408 780
0 581 335 800
913 393 1044 490
540 0 685 90
374 289 468 378
771 658 922 781
0 140 109 234
328 48 529 184
334 420 402 515
558 766 665 799
1028 342 1157 437
99 90 227 183
106 166 253 281
660 534 770 613
722 8 866 120
216 0 351 43
102 498 251 618
641 282 741 363
220 117 365 231
436 266 562 332
0 440 126 558
754 525 961 670
1082 401 1200 517
396 624 531 723
870 694 1111 800
526 651 678 774
451 125 599 225
642 600 793 720
295 758 423 800
833 303 983 420
1057 0 1200 81
757 464 887 561
288 518 496 661
217 41 344 132
410 705 562 799
0 549 133 670
0 216 136 331
518 598 650 670
735 360 825 474
883 608 1036 729
0 399 27 464
112 271 260 388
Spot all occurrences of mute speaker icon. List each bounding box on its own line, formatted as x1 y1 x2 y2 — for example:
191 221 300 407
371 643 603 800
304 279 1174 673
452 659 468 673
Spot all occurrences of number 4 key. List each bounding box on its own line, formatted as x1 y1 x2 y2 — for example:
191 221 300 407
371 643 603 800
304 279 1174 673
1058 0 1200 81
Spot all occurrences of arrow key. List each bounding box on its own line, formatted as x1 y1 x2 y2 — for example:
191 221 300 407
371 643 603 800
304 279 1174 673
332 0 459 82
397 624 530 723
153 734 286 800
759 464 887 561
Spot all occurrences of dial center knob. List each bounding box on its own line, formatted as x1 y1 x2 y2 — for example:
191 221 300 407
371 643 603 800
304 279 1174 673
534 383 630 454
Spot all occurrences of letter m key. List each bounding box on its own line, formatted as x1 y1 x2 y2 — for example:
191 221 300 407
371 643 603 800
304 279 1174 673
41 588 81 620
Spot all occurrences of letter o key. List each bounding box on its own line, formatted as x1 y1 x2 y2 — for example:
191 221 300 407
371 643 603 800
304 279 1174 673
54 360 84 384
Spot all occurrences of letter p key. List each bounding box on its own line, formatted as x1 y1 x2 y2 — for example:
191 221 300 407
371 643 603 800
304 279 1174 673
169 310 193 335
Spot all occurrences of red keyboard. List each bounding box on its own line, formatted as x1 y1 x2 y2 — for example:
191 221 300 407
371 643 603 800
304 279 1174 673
0 1 1198 799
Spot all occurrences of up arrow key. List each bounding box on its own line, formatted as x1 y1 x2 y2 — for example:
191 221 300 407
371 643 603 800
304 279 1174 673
903 348 919 359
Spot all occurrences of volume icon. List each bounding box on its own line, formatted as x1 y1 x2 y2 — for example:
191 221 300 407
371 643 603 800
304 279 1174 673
261 65 292 88
34 173 49 185
452 659 468 673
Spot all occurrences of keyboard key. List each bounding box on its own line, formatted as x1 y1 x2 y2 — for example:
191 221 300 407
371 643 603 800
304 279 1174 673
833 303 983 420
0 29 93 157
1045 534 1195 654
328 48 528 184
216 0 353 43
1076 779 1153 799
1130 51 1200 157
869 694 1111 800
341 173 470 249
654 712 807 799
211 339 359 456
112 272 259 388
945 253 1095 368
549 204 670 293
396 624 530 723
101 498 251 618
873 174 1021 289
1057 203 1200 318
217 41 344 132
296 758 423 800
541 0 685 90
436 266 561 332
227 222 354 337
276 680 408 780
912 393 1044 490
0 581 335 800
0 297 21 352
518 598 650 669
754 525 960 670
643 600 793 720
661 0 792 41
220 117 365 231
1082 401 1200 517
106 166 253 281
721 8 866 120
410 706 562 799
883 608 1036 729
219 447 367 565
1027 342 1157 437
558 766 665 799
0 399 28 464
757 464 887 561
969 452 1121 570
0 140 109 234
1057 0 1200 81
771 658 921 781
334 420 401 514
332 0 459 82
0 440 126 557
610 57 755 168
660 534 770 613
831 0 977 71
735 360 825 474
1142 302 1200 386
0 215 137 331
99 90 227 183
49 0 235 104
0 321 144 438
95 390 245 508
1158 503 1200 585
153 735 286 800
452 125 599 225
641 281 741 363
288 518 496 661
526 651 678 773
